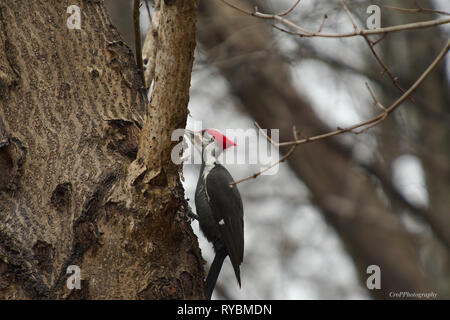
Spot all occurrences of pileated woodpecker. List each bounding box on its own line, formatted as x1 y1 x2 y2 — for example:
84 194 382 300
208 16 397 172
184 128 244 300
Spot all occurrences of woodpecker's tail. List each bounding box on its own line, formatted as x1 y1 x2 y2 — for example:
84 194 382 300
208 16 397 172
205 250 227 300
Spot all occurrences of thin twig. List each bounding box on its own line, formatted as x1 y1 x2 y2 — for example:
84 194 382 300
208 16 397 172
254 122 280 146
337 0 358 30
365 82 387 111
384 2 450 16
278 0 302 17
318 14 328 33
219 0 450 38
371 33 386 46
272 24 309 38
338 0 414 103
354 114 387 134
231 40 449 184
230 126 299 186
221 0 450 185
275 40 450 148
364 34 414 103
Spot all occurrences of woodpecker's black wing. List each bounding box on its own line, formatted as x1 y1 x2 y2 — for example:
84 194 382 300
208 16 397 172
205 163 244 286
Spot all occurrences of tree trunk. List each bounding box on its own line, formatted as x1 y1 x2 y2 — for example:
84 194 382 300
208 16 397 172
0 0 203 299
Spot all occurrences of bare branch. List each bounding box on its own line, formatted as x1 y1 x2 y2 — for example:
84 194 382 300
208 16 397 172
371 33 386 46
318 14 328 33
384 2 450 16
221 0 450 185
275 39 450 148
233 39 449 185
337 0 358 31
219 0 450 38
365 82 387 111
278 0 302 17
230 125 299 186
254 121 280 146
272 24 309 38
342 1 415 103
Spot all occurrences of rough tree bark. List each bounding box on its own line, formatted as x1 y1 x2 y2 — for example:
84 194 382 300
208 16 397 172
0 0 203 299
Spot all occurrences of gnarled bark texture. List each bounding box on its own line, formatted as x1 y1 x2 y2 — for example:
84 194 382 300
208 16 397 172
0 0 203 299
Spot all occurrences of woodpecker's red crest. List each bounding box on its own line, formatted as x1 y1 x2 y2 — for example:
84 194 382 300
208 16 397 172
201 129 236 150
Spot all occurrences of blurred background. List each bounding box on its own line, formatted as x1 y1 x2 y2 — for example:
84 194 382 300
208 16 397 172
104 0 450 299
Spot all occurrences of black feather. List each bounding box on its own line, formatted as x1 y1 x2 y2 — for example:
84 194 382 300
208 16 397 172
195 162 244 298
